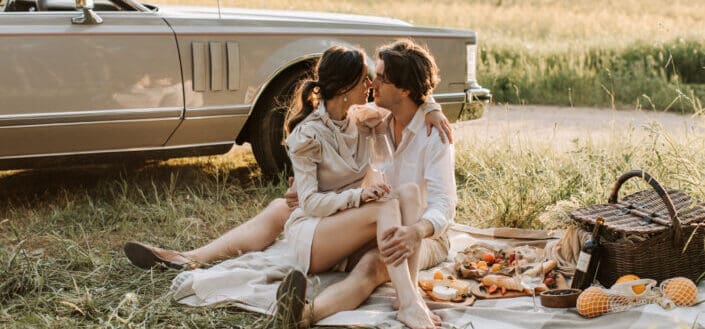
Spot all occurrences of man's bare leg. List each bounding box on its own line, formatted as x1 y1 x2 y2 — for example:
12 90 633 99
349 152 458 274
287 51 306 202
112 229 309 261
395 183 423 284
182 198 291 264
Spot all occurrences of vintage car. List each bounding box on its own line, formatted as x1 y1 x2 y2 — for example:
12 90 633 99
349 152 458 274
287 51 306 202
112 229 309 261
0 0 490 174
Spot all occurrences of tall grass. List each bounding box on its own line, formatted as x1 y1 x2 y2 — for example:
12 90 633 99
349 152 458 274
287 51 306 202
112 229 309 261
2 110 704 326
148 0 705 112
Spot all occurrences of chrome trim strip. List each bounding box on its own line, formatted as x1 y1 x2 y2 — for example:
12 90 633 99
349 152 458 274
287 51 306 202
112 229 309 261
432 92 466 104
0 141 234 160
122 0 152 12
0 117 178 129
185 104 251 117
0 108 182 126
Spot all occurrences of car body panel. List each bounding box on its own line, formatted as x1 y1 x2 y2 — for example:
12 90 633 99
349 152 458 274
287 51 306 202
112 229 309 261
0 12 183 157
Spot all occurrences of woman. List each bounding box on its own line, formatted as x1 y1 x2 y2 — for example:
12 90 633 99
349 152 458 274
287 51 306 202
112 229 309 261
281 45 438 329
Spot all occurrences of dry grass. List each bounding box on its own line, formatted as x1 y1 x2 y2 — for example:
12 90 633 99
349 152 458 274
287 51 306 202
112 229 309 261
150 0 705 51
2 110 705 327
2 1 705 327
147 0 705 111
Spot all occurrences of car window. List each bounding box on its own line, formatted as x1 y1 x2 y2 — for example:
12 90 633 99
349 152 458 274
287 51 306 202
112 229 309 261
1 0 132 11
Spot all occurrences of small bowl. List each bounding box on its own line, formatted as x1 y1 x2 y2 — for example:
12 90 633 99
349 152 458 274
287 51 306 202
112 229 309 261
539 289 582 308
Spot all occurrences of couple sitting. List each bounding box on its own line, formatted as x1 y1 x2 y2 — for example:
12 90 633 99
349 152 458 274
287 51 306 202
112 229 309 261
124 39 457 329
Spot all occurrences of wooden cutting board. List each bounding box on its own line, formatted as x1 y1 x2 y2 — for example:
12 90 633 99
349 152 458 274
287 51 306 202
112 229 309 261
422 290 476 306
471 284 531 299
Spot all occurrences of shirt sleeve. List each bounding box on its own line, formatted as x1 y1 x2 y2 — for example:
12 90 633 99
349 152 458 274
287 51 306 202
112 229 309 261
421 133 457 238
286 125 363 218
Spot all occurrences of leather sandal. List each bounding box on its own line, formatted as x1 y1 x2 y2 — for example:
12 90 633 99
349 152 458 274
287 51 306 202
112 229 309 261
123 241 202 270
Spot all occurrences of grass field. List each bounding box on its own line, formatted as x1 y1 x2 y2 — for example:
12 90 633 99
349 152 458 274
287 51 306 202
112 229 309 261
3 112 704 327
2 0 705 328
146 0 705 112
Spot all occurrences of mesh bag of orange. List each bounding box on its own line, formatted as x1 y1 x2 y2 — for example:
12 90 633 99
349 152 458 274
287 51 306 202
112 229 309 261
576 276 699 318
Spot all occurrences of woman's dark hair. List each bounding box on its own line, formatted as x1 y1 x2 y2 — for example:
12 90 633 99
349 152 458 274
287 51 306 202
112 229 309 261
285 46 367 135
377 39 440 106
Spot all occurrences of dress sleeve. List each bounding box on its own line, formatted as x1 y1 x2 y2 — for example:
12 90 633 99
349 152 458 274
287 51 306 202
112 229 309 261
287 126 363 218
420 95 442 114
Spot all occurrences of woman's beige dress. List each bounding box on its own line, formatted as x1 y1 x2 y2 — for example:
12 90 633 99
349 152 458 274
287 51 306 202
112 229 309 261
169 101 439 311
284 102 373 273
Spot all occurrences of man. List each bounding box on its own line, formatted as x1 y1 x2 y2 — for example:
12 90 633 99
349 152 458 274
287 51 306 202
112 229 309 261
124 39 456 328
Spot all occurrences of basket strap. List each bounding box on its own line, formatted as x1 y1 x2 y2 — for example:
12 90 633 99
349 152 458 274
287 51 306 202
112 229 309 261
608 170 683 246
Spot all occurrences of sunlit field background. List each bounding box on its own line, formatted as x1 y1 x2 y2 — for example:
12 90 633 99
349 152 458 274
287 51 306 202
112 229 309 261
1 0 704 327
152 0 705 112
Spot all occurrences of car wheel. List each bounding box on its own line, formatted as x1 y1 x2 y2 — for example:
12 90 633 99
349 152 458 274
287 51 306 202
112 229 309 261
250 66 314 177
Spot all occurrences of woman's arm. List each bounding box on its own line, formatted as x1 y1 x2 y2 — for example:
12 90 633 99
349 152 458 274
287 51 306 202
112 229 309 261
287 127 363 218
421 97 454 144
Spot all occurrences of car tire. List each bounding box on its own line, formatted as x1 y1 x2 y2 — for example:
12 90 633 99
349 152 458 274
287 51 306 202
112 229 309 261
250 66 314 177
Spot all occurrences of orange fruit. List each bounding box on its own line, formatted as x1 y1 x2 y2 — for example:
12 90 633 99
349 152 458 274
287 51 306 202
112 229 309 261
577 287 610 318
491 263 502 272
433 271 444 280
615 274 645 295
662 277 697 307
482 253 495 264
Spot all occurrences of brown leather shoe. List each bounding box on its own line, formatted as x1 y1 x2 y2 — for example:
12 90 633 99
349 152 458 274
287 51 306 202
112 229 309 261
271 270 307 328
123 241 201 270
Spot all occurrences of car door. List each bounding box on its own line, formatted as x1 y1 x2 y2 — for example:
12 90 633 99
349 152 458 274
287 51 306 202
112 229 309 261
0 8 183 159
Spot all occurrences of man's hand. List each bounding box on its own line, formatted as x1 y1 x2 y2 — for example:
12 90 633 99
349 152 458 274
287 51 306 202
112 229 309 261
284 177 299 210
424 110 453 144
379 225 422 266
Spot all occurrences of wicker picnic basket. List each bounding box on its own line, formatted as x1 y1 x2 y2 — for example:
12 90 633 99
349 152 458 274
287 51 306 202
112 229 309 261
571 170 705 286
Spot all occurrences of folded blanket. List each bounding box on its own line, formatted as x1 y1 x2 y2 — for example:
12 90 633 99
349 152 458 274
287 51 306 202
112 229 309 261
171 224 705 329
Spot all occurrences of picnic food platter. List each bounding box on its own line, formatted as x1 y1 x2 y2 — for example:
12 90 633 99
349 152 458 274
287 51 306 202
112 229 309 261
471 282 531 299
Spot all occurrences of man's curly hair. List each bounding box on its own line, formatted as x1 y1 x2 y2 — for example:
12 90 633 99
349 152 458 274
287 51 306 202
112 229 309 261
377 39 441 105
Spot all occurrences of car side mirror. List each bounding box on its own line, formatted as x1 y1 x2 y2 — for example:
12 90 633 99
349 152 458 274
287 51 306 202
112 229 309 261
72 0 102 24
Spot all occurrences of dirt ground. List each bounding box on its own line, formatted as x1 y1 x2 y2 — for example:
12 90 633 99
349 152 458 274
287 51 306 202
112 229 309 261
454 105 705 147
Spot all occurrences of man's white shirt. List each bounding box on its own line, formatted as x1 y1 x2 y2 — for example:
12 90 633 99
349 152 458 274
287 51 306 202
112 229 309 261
384 107 457 238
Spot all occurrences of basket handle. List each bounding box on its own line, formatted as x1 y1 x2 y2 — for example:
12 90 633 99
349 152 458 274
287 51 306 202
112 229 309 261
608 170 682 246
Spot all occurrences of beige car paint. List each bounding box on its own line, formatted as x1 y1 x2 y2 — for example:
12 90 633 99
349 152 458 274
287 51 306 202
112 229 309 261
0 12 183 157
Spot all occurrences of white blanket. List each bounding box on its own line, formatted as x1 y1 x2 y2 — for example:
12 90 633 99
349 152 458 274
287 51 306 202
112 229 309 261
171 225 705 328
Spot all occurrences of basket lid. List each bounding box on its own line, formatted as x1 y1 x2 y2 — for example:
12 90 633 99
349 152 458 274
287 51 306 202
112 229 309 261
571 189 705 235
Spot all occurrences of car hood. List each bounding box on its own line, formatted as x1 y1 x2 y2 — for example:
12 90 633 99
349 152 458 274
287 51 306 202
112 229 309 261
156 5 413 27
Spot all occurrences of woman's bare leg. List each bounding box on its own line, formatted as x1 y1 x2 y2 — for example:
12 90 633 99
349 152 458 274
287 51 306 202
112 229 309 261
183 198 292 263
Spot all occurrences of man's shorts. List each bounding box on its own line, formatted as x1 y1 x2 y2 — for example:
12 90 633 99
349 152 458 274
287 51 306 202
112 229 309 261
418 233 450 270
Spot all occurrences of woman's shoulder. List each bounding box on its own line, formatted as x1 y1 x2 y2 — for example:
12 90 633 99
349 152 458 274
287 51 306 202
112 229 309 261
286 121 326 158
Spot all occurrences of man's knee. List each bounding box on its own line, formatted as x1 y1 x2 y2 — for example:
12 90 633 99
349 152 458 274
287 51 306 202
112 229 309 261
394 183 420 204
359 199 399 226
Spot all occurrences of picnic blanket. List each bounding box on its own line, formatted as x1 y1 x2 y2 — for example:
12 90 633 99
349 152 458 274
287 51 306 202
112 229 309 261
172 224 705 329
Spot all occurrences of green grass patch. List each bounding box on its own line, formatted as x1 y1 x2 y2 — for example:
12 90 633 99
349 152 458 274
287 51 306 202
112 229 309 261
480 40 705 112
